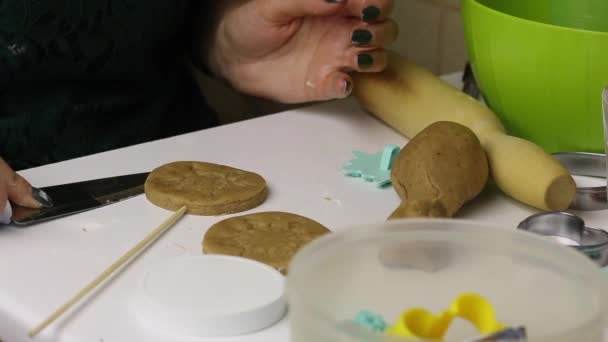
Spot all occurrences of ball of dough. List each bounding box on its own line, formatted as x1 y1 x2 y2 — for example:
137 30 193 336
390 121 489 218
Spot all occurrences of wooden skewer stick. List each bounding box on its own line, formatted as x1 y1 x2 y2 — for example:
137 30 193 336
28 206 188 337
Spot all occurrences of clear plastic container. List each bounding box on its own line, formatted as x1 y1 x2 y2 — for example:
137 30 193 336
286 219 608 342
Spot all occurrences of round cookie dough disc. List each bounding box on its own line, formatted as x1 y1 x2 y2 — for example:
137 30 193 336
202 212 331 274
145 161 267 215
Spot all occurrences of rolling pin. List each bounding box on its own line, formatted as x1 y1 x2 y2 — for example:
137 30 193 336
353 51 576 211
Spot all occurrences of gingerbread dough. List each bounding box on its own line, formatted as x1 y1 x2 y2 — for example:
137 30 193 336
144 161 267 215
202 212 331 274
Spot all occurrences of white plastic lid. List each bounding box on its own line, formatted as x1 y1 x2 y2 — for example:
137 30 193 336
132 255 286 338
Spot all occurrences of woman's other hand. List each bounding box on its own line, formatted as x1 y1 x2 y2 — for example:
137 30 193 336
202 0 397 103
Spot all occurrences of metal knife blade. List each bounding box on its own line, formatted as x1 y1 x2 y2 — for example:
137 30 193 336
11 172 150 226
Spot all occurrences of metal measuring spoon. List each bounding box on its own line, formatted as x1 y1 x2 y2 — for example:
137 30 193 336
546 87 608 211
518 211 608 267
552 152 607 211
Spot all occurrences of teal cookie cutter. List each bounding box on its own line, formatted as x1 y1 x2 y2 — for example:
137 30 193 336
353 310 388 333
342 144 401 188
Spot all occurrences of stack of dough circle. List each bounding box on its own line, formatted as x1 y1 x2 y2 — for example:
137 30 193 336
144 161 267 215
202 212 331 274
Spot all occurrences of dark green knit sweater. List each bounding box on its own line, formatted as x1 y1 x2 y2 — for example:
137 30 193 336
0 0 218 170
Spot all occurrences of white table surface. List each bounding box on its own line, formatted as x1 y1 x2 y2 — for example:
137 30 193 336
1 74 607 342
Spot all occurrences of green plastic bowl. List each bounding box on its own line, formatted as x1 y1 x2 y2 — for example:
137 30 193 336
462 0 608 153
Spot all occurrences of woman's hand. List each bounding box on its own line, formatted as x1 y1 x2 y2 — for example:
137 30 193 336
0 159 52 224
201 0 397 103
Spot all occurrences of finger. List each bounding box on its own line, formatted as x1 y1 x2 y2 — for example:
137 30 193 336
316 71 354 100
261 0 394 23
0 158 51 209
5 170 37 208
8 173 53 208
261 0 347 22
0 181 8 217
0 199 11 224
346 0 395 23
0 159 23 209
346 49 388 73
351 19 399 48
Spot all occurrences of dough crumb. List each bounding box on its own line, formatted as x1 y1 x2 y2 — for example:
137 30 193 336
82 222 104 232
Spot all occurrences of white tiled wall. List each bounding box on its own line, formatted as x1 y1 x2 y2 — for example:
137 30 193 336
392 0 468 74
197 0 469 123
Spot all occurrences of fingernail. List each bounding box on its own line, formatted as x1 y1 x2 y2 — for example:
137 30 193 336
343 79 353 97
32 187 53 208
352 29 372 45
362 6 381 22
358 54 374 69
325 0 344 3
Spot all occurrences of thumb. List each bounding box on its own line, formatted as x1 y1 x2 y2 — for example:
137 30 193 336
0 159 52 209
7 173 53 208
313 71 354 101
263 0 346 22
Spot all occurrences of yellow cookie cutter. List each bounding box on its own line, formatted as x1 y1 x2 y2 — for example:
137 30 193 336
386 293 505 340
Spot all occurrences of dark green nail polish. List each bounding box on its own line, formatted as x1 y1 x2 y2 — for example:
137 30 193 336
362 6 381 22
352 29 372 45
358 54 374 69
325 0 344 3
32 187 54 207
